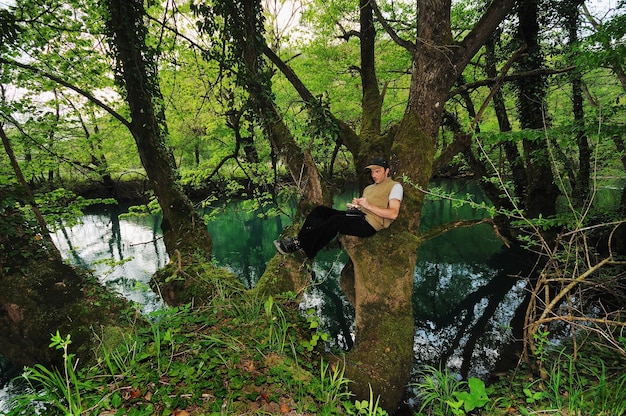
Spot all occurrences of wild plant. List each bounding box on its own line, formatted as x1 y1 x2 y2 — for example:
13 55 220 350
611 371 626 415
412 365 465 415
343 384 388 416
148 312 174 374
264 295 290 352
301 308 330 352
411 365 490 416
447 377 489 415
519 348 626 415
318 358 351 404
10 332 88 416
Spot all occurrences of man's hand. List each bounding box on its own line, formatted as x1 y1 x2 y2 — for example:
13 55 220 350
353 197 369 210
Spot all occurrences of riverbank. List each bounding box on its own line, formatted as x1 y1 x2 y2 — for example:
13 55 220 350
5 286 379 415
5 277 626 415
5 177 625 415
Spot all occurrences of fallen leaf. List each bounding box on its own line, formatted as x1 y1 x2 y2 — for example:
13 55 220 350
129 387 141 399
280 402 290 413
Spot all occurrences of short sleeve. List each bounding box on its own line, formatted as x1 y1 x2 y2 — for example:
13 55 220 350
389 183 403 201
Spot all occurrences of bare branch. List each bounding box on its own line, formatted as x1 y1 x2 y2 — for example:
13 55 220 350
420 217 510 248
449 65 575 98
369 0 414 52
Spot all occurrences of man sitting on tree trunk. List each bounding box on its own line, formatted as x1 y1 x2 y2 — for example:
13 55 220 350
274 157 403 259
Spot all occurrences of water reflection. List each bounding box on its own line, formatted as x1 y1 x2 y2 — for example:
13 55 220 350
205 203 288 288
302 252 356 351
51 207 167 314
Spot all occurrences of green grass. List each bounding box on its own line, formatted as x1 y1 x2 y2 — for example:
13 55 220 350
409 338 626 416
7 285 390 416
7 280 626 415
483 343 626 416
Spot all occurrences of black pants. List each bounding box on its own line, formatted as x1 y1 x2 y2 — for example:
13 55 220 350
298 206 377 258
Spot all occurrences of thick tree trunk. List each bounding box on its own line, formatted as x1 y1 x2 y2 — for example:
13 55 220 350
333 4 419 410
516 0 560 225
341 231 418 411
350 0 514 410
104 0 212 263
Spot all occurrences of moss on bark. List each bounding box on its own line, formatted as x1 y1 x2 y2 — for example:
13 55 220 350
151 261 244 306
253 253 311 301
340 229 420 412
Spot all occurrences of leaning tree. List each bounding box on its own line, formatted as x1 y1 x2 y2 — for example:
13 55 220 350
1 0 215 266
101 0 213 265
0 0 222 367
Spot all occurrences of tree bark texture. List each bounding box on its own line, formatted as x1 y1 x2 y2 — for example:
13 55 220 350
341 231 418 411
516 0 560 222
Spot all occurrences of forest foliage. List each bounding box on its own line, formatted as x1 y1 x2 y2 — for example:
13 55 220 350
0 0 623 202
1 0 625 414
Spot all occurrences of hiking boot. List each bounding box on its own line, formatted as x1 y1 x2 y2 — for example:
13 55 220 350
273 237 301 255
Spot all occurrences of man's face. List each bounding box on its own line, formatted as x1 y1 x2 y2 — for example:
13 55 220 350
369 166 389 184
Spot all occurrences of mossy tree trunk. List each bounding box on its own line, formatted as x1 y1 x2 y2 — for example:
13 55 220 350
340 230 419 410
222 0 327 297
261 0 515 410
103 0 212 266
337 0 517 411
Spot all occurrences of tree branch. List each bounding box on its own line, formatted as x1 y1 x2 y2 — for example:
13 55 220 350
453 0 516 73
370 0 414 52
420 217 510 247
0 57 130 129
449 65 575 98
582 2 626 91
0 124 62 259
432 133 472 175
262 46 361 153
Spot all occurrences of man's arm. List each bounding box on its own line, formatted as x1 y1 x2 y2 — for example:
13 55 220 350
354 197 401 220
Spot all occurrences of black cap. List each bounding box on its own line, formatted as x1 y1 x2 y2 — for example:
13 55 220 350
365 157 389 170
